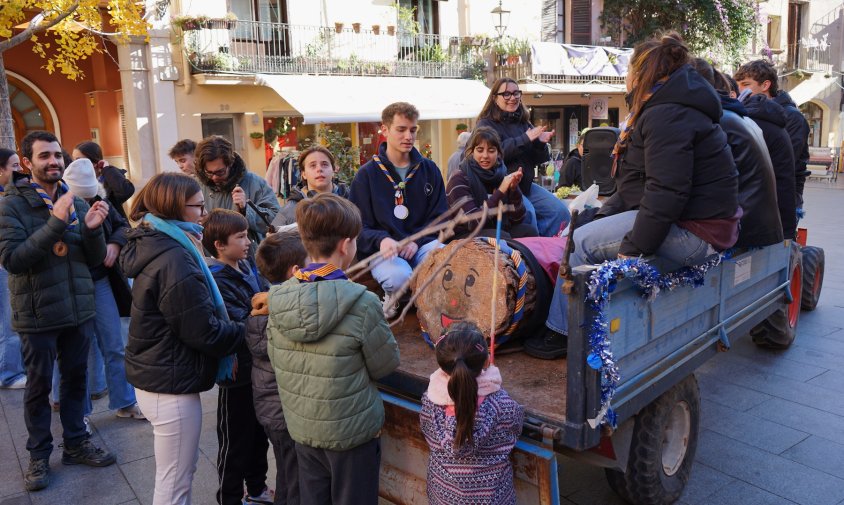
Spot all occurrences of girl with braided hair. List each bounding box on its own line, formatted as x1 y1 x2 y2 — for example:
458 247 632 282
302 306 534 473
420 322 524 504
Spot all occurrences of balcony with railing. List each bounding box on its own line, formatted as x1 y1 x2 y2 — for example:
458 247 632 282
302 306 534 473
784 5 842 73
492 41 631 88
180 19 488 79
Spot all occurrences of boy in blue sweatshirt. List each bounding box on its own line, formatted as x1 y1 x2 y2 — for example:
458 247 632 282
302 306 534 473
349 102 448 304
203 209 273 505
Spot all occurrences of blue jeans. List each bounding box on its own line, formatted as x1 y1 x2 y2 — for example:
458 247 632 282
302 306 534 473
546 210 715 334
371 240 443 295
53 277 136 412
523 183 571 237
0 267 25 386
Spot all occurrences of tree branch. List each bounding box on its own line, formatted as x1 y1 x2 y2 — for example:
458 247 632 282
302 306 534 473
0 2 80 53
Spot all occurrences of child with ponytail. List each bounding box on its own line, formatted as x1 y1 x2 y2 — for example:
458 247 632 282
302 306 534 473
420 322 524 504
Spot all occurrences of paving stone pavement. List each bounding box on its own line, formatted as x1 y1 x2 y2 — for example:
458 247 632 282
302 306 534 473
0 180 842 505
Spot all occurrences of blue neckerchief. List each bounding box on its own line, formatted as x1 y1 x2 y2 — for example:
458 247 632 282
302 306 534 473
143 213 237 382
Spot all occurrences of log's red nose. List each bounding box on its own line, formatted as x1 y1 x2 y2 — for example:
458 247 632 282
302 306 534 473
450 299 458 307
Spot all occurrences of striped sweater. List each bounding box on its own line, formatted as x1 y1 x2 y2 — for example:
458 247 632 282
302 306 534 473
420 388 524 504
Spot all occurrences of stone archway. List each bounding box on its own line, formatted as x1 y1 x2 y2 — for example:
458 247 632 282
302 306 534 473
6 72 59 149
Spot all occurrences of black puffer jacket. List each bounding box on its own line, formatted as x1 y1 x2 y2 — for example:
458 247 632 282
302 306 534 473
599 64 739 256
89 195 129 281
773 91 810 206
560 148 582 189
207 257 268 388
477 113 549 195
100 164 135 220
0 172 106 332
245 294 287 433
743 94 797 240
120 226 244 394
719 95 784 247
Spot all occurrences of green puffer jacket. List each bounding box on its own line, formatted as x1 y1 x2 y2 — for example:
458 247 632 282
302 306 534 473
0 173 106 333
267 277 400 451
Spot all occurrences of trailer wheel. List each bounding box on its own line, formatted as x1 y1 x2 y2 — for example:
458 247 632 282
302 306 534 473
605 375 700 505
751 243 803 348
800 246 824 311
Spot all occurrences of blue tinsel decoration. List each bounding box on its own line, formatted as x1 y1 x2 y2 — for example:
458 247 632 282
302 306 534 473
584 253 726 428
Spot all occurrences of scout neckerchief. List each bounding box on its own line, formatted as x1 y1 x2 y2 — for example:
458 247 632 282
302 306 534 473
32 181 78 257
611 76 668 177
373 154 420 220
294 262 348 282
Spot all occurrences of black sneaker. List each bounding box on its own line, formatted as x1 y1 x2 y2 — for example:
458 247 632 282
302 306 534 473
524 328 568 360
24 458 50 491
61 439 116 467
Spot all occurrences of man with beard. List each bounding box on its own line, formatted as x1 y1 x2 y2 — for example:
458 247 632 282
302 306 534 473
194 136 280 256
0 131 116 492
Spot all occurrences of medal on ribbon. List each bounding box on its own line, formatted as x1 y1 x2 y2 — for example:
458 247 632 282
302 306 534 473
374 155 419 221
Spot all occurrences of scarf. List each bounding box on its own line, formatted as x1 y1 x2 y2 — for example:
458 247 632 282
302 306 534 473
294 262 348 282
143 214 237 382
611 77 668 177
33 181 78 228
426 365 503 410
461 157 508 219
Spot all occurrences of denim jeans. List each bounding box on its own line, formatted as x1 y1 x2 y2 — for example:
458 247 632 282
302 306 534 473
0 267 25 386
52 277 136 411
20 321 94 459
522 183 571 237
371 240 443 295
546 210 715 334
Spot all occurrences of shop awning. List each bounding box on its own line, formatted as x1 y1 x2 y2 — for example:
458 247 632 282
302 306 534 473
255 74 490 124
787 74 837 106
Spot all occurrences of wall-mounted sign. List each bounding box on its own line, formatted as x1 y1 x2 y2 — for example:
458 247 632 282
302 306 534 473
590 97 608 120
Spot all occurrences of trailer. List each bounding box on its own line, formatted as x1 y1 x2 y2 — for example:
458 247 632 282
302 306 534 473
375 239 802 504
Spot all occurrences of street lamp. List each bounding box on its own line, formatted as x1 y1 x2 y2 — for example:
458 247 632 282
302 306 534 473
491 0 510 38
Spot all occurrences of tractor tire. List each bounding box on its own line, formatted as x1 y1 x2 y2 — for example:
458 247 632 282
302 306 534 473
605 375 700 505
801 246 824 311
751 242 803 349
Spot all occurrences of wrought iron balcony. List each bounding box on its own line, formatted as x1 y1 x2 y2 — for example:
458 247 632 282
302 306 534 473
492 42 630 87
783 5 841 73
181 19 487 79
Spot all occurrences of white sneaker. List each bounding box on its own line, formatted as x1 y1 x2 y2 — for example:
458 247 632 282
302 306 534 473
0 376 26 389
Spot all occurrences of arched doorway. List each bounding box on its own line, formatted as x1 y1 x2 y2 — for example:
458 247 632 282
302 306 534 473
7 74 56 149
800 101 824 147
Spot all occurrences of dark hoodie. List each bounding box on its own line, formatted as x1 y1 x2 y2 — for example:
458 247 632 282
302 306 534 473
120 226 243 394
560 147 582 188
349 142 448 258
743 94 797 239
773 90 811 206
599 64 740 256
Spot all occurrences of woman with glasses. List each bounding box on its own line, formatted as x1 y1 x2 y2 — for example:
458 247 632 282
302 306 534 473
120 173 244 504
476 78 570 237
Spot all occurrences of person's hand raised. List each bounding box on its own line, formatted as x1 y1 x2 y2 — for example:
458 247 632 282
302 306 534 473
52 192 76 223
85 200 110 229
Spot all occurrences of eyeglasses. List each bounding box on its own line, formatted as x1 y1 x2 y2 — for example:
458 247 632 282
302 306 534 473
186 203 207 214
205 167 228 177
495 90 522 100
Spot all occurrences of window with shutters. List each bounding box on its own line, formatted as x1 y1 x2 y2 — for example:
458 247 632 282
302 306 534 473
571 0 592 45
542 0 563 43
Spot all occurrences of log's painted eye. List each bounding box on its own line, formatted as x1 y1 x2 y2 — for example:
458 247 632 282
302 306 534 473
442 267 454 290
464 268 478 297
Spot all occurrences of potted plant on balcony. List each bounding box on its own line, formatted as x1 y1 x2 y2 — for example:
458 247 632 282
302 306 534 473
387 25 396 36
372 24 380 35
250 131 264 149
352 22 361 33
455 123 468 134
172 14 210 31
335 21 344 33
222 12 237 30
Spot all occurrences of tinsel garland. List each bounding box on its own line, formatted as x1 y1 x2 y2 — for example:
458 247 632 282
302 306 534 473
584 253 727 428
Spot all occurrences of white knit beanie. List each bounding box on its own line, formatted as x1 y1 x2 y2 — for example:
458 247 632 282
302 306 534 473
63 158 99 199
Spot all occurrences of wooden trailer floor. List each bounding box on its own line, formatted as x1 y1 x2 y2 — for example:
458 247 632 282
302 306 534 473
389 314 569 426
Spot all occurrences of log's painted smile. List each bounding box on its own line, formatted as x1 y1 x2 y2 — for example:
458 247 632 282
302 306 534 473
441 313 462 329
